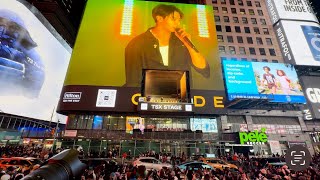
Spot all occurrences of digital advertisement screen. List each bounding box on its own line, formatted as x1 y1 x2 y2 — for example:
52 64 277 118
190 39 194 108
58 0 225 115
274 21 320 66
265 0 318 25
222 60 306 103
0 0 71 122
190 118 218 133
300 76 320 120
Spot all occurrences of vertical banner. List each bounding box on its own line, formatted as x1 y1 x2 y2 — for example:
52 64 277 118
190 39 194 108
300 76 320 119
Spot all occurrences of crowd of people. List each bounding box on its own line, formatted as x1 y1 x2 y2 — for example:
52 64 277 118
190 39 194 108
0 144 320 180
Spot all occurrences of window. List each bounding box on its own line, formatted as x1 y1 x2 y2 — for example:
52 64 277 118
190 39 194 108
230 0 235 5
233 17 239 23
262 59 268 62
263 28 269 34
242 17 248 24
237 36 243 43
231 8 237 14
231 57 237 61
249 47 256 55
266 38 273 45
238 0 244 6
221 0 226 4
254 27 260 34
239 47 246 55
240 9 246 14
258 10 263 16
256 37 263 45
225 26 231 32
229 46 236 54
251 18 257 24
247 37 253 44
213 7 219 13
235 26 241 33
214 16 220 22
224 16 230 22
260 19 266 25
216 25 222 32
219 46 226 53
247 1 252 6
222 7 228 13
244 27 251 33
259 48 266 55
269 49 276 56
217 35 224 42
249 9 255 15
272 60 279 63
227 36 234 43
255 1 261 7
212 0 217 3
241 58 248 61
252 59 258 62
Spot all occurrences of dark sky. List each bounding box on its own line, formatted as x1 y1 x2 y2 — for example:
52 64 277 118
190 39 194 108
309 0 320 20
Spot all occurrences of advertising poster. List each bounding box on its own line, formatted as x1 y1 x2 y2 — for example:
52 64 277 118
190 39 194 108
222 60 306 103
301 25 320 61
300 76 320 119
58 0 225 115
126 116 145 134
265 0 318 25
190 118 218 133
0 0 71 122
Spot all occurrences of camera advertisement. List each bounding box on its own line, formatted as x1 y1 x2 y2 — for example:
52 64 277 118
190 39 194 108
0 0 71 122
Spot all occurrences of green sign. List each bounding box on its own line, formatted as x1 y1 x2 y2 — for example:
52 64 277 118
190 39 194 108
239 128 268 144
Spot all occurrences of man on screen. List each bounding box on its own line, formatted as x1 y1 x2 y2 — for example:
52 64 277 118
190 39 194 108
124 4 210 87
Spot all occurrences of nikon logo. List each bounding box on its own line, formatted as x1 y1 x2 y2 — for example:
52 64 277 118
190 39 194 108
63 92 82 100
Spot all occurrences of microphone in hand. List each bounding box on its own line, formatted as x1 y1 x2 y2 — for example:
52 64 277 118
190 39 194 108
175 28 199 53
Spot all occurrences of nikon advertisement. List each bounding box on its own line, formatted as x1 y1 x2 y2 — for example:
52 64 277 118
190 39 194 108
57 0 226 115
0 0 71 122
300 76 320 120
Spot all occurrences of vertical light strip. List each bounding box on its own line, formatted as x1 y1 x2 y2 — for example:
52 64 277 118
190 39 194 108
196 5 209 38
120 0 134 35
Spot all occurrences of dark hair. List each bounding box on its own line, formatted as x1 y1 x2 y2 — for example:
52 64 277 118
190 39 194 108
263 66 270 71
152 4 184 22
276 70 286 76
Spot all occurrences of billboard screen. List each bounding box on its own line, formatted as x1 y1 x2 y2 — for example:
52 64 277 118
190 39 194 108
266 0 318 25
0 0 71 122
190 118 218 133
300 76 320 119
222 60 306 103
58 0 225 115
275 21 320 66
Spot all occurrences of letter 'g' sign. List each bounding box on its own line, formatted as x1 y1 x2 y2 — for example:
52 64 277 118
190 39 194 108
239 128 268 144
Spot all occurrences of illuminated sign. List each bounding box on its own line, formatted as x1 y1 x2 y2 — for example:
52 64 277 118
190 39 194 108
300 76 320 119
138 102 193 113
190 118 218 133
266 0 318 25
222 60 306 103
239 128 268 144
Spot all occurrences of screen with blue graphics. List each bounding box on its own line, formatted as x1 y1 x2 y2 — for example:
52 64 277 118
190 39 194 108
222 60 306 103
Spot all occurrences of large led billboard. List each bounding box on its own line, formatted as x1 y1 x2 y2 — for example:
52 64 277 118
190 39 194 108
275 21 320 66
300 76 320 119
0 0 71 122
57 0 225 115
266 0 318 25
222 60 306 103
